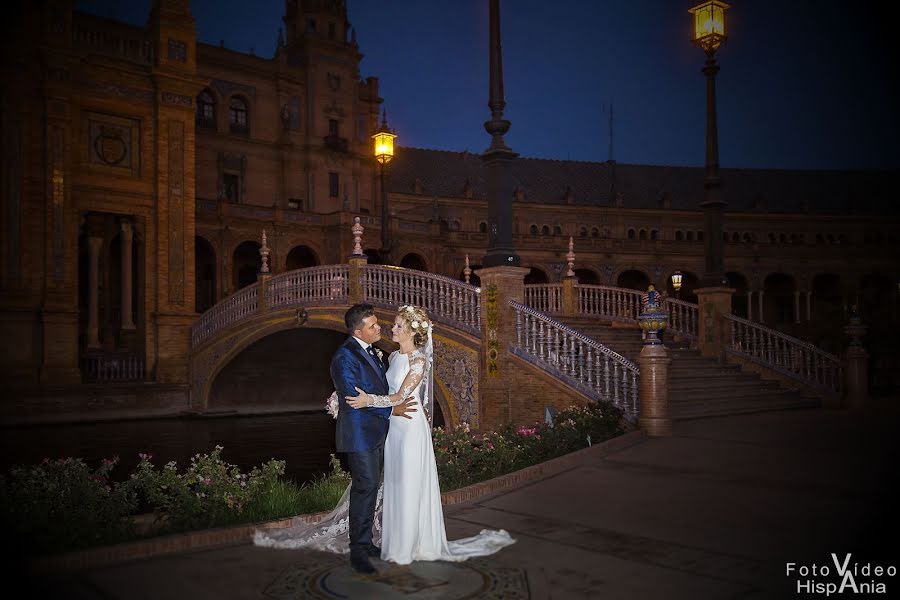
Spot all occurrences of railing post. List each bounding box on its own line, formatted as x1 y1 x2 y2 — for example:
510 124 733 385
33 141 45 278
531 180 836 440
637 285 671 436
348 217 368 304
476 265 530 431
562 276 577 317
695 285 735 362
842 307 868 410
257 273 271 312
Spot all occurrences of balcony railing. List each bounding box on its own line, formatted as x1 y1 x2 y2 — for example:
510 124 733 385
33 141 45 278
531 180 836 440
81 352 145 382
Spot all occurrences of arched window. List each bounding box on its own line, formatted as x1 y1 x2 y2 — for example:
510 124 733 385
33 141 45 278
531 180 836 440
627 228 636 240
675 230 684 241
779 233 787 243
449 220 461 231
731 232 740 242
530 224 538 235
768 232 776 243
541 225 551 236
816 233 825 244
697 231 704 241
579 227 588 237
638 229 647 240
553 224 562 236
229 96 249 134
197 90 216 129
650 229 658 241
591 227 599 238
743 232 753 243
479 221 487 233
686 231 694 242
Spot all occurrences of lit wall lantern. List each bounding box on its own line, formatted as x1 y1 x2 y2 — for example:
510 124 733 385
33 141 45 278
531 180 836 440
372 112 396 165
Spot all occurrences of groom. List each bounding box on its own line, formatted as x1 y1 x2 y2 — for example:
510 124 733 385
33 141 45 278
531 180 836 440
331 303 414 574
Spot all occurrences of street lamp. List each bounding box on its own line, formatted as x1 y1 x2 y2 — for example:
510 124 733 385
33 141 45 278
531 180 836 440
372 109 396 262
689 0 730 288
671 270 683 299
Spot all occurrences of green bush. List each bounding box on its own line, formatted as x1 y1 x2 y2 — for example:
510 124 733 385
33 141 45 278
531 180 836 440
2 402 624 556
434 402 624 491
0 457 137 555
123 445 287 532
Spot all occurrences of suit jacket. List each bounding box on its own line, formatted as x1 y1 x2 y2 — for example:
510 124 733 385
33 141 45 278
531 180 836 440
331 337 391 453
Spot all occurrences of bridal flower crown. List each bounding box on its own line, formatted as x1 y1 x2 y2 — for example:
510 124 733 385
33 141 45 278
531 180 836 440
400 305 431 330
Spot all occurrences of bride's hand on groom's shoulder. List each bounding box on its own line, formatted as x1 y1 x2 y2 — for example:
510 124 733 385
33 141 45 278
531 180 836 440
345 387 370 409
392 396 418 420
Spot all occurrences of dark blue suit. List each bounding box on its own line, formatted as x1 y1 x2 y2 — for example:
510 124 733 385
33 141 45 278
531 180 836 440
330 337 391 559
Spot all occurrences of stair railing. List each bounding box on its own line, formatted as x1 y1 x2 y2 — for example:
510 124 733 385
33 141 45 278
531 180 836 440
509 299 640 418
724 314 842 397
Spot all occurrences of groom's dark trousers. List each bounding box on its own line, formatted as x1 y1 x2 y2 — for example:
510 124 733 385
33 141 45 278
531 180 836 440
330 337 391 561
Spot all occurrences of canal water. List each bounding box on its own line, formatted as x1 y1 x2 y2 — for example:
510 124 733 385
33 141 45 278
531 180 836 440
0 411 338 486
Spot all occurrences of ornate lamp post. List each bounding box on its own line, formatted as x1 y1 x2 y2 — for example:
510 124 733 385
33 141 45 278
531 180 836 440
372 110 396 262
689 0 730 288
671 270 683 299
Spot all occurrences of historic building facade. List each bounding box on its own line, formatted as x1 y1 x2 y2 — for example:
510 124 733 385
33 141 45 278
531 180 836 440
2 0 897 414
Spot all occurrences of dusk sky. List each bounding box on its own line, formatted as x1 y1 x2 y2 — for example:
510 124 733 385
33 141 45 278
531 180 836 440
77 0 899 170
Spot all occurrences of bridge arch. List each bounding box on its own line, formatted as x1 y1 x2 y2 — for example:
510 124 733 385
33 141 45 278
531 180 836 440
192 305 478 428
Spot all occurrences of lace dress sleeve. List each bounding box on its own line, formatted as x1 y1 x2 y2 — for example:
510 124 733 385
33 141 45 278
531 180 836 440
367 354 426 407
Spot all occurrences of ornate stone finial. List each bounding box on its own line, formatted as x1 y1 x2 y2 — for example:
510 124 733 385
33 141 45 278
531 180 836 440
260 229 270 273
351 217 364 255
464 255 472 284
638 284 668 345
566 236 575 277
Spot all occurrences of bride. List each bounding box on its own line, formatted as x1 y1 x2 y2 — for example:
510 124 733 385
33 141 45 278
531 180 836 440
253 305 514 565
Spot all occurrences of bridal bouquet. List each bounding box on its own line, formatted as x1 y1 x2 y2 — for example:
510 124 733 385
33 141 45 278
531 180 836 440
325 391 339 419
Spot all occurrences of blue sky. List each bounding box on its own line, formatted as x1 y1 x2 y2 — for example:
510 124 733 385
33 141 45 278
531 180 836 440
77 0 899 170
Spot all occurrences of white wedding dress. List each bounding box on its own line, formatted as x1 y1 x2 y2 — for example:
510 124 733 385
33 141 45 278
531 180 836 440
253 337 515 564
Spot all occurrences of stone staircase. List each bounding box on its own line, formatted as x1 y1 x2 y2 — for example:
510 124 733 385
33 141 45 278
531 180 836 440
559 316 820 419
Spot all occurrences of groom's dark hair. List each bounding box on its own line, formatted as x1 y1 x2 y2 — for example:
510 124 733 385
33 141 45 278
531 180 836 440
345 303 376 334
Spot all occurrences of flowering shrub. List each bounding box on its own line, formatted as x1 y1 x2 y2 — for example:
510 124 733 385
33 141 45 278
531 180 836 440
434 402 624 491
124 446 285 532
0 457 137 555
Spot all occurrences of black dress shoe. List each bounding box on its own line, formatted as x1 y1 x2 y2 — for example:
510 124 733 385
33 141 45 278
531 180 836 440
366 545 381 557
351 555 377 575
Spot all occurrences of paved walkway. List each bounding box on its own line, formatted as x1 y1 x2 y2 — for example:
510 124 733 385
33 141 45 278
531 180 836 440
23 402 900 599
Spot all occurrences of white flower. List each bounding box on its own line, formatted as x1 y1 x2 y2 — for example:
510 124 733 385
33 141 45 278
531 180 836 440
325 391 339 419
411 321 419 329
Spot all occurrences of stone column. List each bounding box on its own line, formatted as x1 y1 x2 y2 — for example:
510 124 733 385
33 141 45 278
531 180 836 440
805 291 812 323
842 310 868 410
793 290 801 324
695 287 734 361
87 236 102 349
757 290 764 323
475 265 530 431
747 290 753 321
637 288 671 436
120 221 135 330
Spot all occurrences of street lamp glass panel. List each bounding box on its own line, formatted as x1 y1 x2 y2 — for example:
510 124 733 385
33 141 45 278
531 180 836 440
671 271 683 291
372 130 396 164
689 1 729 52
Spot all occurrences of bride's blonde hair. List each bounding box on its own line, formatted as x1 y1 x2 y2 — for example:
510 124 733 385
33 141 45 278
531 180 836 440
398 305 431 349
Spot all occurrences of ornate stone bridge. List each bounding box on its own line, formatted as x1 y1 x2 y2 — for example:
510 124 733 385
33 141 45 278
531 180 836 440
190 233 850 431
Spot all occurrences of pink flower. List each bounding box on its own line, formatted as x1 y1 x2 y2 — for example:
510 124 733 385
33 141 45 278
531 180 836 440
89 474 107 484
138 452 154 461
516 426 538 437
